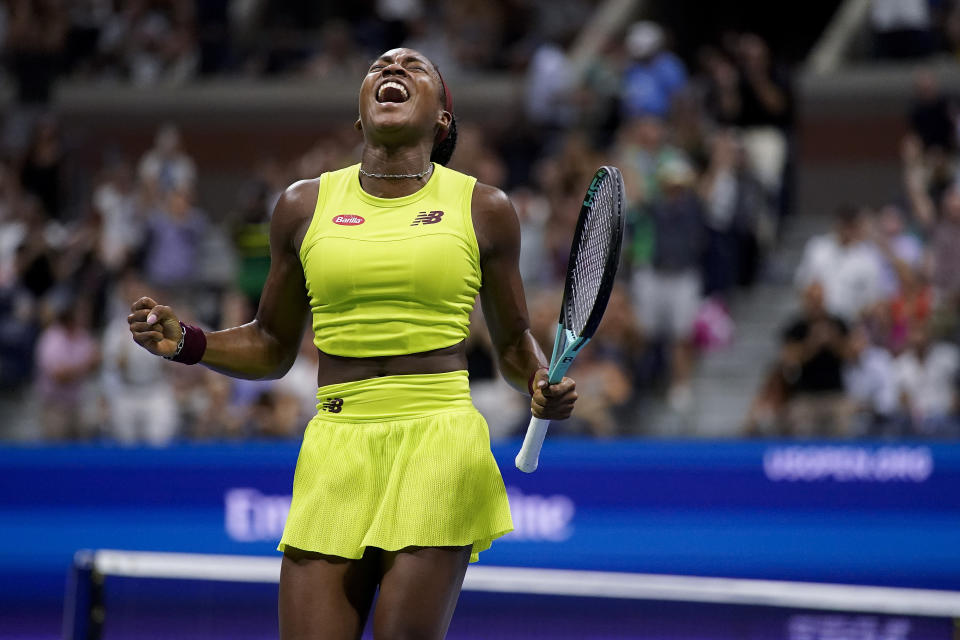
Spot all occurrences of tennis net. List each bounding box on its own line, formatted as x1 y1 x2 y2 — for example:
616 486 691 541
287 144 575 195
65 549 960 640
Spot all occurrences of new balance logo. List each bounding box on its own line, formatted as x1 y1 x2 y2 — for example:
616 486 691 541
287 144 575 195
321 397 344 413
410 210 444 226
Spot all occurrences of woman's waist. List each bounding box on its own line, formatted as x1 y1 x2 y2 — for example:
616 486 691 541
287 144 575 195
315 343 466 387
312 370 476 422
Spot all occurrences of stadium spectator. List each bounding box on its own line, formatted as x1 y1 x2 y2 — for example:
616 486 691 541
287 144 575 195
94 157 146 273
629 157 706 412
701 47 742 127
525 38 576 132
777 282 854 437
0 286 38 440
930 187 960 303
616 114 686 211
698 128 770 296
63 0 113 78
138 124 197 203
885 262 934 356
870 204 924 299
621 21 688 120
511 186 551 288
13 195 59 302
907 69 958 154
3 0 68 105
795 204 883 322
101 270 178 446
141 185 209 293
20 116 66 220
870 0 934 59
894 322 960 436
731 34 793 209
34 301 100 440
844 324 900 436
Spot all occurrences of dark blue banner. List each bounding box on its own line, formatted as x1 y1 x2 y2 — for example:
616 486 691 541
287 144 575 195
2 439 959 607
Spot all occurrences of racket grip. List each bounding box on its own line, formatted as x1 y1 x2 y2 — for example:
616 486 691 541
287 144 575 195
515 416 551 473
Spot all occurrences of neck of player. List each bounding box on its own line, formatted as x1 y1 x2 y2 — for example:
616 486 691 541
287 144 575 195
359 143 434 198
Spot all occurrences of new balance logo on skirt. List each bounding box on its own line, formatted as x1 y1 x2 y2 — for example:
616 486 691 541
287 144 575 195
321 397 343 413
410 210 444 226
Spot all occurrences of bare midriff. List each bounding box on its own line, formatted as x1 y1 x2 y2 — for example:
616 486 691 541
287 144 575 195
315 341 468 387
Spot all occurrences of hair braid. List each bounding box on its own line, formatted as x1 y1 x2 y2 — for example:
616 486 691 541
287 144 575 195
431 115 457 166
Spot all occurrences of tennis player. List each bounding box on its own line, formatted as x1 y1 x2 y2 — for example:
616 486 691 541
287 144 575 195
128 48 577 639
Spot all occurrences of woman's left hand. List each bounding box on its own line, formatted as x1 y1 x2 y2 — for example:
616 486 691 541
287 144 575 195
530 369 577 420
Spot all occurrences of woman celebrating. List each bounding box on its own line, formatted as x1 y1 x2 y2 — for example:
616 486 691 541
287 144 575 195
128 48 577 639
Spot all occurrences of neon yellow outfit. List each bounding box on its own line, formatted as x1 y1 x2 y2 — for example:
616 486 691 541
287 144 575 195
299 162 482 357
278 164 514 562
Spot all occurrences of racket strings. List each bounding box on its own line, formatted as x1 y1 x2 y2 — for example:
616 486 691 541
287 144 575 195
566 173 621 335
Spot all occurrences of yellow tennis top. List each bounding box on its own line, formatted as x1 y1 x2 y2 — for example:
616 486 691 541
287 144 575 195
299 163 481 357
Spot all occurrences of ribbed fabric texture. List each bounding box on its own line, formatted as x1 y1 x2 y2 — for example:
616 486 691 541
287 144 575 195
279 372 514 563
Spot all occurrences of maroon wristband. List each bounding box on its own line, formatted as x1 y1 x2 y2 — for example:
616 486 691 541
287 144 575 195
167 321 206 365
528 367 548 396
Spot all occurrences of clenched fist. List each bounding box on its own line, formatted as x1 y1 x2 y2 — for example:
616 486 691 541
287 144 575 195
128 297 183 358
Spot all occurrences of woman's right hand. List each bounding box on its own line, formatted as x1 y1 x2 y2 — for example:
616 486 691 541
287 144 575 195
128 297 183 358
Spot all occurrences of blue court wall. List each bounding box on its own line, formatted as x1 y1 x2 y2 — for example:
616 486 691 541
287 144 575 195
1 439 959 604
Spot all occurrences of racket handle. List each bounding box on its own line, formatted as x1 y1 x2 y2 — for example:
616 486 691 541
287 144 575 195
515 416 551 473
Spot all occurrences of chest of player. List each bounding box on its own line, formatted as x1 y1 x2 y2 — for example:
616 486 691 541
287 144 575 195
301 206 480 307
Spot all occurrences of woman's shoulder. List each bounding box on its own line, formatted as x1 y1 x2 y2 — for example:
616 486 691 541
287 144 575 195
471 181 520 257
270 178 322 248
471 181 512 216
277 178 322 218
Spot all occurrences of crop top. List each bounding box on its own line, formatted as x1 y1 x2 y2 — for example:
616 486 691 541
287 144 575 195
298 163 481 357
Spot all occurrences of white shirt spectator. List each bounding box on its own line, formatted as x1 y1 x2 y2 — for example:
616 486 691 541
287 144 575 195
844 346 898 416
795 233 883 321
94 175 143 271
894 342 959 420
101 316 178 445
871 0 930 32
138 125 197 195
525 42 575 128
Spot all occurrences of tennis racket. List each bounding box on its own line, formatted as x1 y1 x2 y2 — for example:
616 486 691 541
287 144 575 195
515 165 626 473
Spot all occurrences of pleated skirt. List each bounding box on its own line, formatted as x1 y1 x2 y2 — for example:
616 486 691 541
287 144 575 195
278 370 514 562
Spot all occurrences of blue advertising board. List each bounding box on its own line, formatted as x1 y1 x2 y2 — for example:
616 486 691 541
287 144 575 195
1 438 959 609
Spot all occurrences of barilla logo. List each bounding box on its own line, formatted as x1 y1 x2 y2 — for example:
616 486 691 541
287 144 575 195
332 215 365 226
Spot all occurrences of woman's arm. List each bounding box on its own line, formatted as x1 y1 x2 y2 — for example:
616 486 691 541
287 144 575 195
128 180 317 380
473 183 576 420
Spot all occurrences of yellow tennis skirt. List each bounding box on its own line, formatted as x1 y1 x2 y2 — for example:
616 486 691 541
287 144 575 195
278 370 514 563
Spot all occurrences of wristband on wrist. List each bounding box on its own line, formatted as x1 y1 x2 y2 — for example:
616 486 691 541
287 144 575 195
528 367 548 396
163 321 207 365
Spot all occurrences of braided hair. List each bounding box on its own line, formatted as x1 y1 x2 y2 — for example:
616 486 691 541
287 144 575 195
430 67 457 166
430 115 457 166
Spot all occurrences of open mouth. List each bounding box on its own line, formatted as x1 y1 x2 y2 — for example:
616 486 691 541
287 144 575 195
376 81 410 103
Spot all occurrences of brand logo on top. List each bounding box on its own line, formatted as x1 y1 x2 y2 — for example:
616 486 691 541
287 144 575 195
410 210 444 226
332 215 365 226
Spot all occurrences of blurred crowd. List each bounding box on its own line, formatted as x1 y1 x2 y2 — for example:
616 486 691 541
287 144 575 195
0 5 798 444
0 0 596 103
870 0 960 60
746 68 960 439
